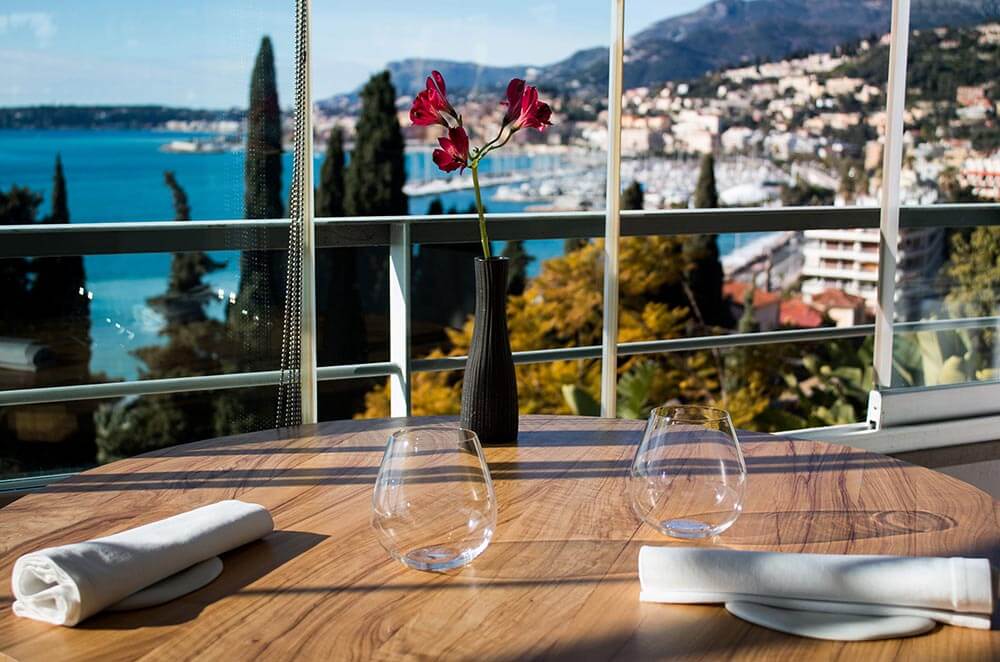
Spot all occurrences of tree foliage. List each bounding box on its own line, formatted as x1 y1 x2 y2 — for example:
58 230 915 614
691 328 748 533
684 154 728 327
31 156 91 376
96 173 230 462
227 36 285 433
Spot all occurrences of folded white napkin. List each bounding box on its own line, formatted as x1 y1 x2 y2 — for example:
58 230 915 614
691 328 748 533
12 500 273 626
639 546 995 637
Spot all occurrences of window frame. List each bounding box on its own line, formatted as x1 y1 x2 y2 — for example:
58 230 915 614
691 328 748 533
2 0 1000 492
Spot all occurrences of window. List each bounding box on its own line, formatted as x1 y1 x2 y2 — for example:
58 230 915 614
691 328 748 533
1 0 999 485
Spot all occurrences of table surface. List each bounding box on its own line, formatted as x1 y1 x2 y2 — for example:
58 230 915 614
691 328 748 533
1 415 998 661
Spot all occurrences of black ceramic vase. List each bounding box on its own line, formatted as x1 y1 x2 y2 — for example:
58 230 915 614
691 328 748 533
460 256 518 444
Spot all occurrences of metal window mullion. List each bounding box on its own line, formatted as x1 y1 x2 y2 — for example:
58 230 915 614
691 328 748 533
600 0 626 417
298 0 318 424
873 0 911 390
389 223 412 416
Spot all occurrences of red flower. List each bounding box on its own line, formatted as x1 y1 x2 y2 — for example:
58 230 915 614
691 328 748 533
409 70 460 128
501 78 552 131
432 126 470 173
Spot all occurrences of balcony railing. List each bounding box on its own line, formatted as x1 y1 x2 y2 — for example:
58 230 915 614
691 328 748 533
2 204 997 414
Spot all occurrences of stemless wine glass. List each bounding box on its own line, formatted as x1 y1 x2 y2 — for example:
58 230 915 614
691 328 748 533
628 405 747 539
372 425 497 572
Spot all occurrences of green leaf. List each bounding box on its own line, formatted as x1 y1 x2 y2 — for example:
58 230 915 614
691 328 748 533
561 384 600 417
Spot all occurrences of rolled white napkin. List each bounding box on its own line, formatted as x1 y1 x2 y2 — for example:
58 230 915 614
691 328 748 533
639 546 994 631
12 500 274 626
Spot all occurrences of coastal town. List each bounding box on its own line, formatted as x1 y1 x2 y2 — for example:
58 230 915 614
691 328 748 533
311 21 998 328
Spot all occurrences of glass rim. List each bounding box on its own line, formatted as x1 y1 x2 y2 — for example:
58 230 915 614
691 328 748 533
649 404 731 423
391 424 480 441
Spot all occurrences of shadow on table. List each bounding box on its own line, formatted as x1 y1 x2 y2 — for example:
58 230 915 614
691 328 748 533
77 529 326 630
41 455 900 493
721 509 957 546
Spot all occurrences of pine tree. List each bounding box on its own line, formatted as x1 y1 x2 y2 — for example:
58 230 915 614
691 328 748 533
149 172 225 325
684 153 728 327
314 127 368 417
31 156 91 377
501 240 533 296
622 180 644 210
97 173 229 462
0 187 42 338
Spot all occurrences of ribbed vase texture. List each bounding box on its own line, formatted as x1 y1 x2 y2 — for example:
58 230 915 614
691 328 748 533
460 257 519 443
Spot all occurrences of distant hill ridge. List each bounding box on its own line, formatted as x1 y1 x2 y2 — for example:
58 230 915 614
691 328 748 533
331 0 993 102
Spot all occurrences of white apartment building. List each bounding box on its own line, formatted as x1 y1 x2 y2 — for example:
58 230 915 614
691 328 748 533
802 227 945 318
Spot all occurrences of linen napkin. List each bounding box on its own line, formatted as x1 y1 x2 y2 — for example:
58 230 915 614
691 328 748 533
12 500 274 626
639 546 994 638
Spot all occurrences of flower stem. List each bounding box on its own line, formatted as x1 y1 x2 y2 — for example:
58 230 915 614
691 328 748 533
471 164 491 259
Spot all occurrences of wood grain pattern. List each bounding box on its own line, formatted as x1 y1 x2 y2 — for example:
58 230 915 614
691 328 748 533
0 415 998 661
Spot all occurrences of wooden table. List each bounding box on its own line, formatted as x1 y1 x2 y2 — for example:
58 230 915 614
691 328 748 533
1 415 998 660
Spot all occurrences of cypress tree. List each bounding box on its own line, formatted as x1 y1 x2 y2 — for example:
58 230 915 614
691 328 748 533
623 180 644 210
426 198 444 216
230 35 284 374
501 240 533 296
316 127 346 218
244 36 283 221
314 127 368 417
412 200 480 344
344 71 407 217
344 71 408 355
684 153 728 327
31 156 91 377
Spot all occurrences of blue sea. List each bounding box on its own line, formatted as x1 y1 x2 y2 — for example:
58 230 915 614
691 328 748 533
0 129 765 380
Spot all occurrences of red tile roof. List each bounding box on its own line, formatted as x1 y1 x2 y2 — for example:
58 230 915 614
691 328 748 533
812 288 865 309
780 298 824 328
723 281 781 308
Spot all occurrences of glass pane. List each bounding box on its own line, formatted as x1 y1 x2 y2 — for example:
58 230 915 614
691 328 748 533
892 2 999 389
0 247 284 389
1 3 297 437
902 9 999 204
0 3 296 221
619 2 890 210
0 385 277 480
312 0 610 418
892 222 1000 388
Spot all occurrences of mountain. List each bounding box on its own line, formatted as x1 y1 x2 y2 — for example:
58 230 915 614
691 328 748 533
621 0 993 89
382 59 527 98
324 0 995 102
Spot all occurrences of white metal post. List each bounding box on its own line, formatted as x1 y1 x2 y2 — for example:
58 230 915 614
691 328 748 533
298 0 318 424
873 0 910 390
600 0 626 417
389 223 412 416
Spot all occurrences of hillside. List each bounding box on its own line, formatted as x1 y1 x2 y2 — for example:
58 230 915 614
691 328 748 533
328 0 994 102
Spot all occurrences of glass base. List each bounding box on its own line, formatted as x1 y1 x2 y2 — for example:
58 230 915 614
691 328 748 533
399 536 491 572
659 517 737 539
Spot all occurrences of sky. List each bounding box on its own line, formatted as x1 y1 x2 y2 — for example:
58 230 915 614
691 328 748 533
0 0 709 108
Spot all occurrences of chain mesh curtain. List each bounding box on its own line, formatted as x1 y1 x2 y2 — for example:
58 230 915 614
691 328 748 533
276 0 310 428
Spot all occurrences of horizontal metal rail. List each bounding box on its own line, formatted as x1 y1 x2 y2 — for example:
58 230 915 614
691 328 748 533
1 204 997 258
3 315 996 407
412 324 875 373
0 361 400 407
